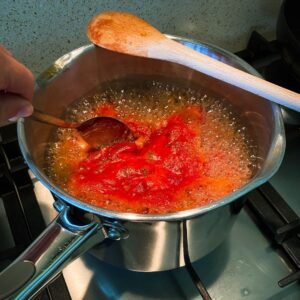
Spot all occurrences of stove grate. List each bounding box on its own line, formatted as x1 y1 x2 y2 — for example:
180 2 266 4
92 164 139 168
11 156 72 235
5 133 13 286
245 182 300 287
0 123 71 300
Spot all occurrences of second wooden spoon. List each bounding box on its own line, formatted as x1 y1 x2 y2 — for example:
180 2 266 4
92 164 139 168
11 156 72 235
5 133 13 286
87 11 300 112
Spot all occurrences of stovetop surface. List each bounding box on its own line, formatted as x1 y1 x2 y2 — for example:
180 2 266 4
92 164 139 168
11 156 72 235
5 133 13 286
64 207 299 300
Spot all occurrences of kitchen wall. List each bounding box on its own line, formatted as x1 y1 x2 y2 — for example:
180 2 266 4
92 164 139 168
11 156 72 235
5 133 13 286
0 0 282 75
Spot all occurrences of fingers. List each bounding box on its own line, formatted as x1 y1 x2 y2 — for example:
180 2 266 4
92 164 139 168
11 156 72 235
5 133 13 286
0 92 33 122
0 45 34 122
0 47 35 100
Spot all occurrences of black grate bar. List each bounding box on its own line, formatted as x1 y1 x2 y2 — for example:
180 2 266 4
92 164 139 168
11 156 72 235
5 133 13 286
47 274 71 300
259 184 299 223
279 269 300 287
0 123 18 144
245 182 300 286
0 123 71 300
0 144 33 241
2 191 31 247
246 188 284 233
17 185 46 239
282 236 300 268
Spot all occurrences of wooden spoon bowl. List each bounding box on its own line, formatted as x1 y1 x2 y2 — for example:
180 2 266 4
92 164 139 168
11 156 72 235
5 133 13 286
30 108 134 149
87 11 300 112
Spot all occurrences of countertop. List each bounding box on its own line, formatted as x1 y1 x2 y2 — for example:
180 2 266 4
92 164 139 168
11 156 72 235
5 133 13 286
1 0 281 76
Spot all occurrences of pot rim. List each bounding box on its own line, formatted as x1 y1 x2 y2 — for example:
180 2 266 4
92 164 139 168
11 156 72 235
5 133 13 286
18 35 286 222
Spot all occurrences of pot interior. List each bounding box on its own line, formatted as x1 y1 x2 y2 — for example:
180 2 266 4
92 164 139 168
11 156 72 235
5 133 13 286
18 39 285 221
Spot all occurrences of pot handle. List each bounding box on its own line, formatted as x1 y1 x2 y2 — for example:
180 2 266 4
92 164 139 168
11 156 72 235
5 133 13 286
0 203 125 300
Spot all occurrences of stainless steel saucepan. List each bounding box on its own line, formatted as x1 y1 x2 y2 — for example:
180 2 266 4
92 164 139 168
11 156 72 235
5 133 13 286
0 36 285 299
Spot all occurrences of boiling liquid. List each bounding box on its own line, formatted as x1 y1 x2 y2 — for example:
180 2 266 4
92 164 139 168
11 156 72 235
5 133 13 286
46 79 257 214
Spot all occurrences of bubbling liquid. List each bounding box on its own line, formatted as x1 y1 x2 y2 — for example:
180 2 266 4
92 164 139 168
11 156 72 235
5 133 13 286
46 78 258 214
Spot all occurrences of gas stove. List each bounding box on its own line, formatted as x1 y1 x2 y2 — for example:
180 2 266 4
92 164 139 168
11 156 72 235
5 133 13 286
0 32 300 300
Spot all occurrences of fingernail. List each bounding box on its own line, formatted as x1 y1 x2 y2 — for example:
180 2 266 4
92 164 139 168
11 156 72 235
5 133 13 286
9 103 33 122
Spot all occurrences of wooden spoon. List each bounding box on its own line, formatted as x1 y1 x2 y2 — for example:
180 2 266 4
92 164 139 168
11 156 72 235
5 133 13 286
87 11 300 112
30 108 134 149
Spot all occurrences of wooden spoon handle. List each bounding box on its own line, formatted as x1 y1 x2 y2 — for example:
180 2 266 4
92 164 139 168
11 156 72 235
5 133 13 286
30 108 77 128
149 38 300 112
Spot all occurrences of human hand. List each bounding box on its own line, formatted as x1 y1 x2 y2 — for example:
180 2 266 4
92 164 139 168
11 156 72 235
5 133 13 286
0 45 34 122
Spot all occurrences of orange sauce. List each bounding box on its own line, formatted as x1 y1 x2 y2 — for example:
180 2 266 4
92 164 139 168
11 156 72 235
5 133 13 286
46 80 255 214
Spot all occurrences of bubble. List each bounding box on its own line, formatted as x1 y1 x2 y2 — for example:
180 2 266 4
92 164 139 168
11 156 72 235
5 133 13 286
45 77 258 213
